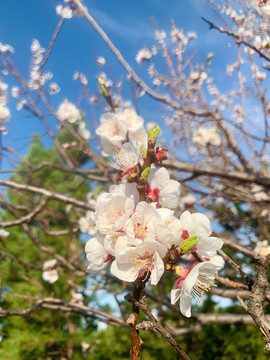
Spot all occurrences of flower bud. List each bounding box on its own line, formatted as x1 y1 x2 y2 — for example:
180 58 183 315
178 235 198 254
141 167 150 180
141 145 147 159
148 124 160 142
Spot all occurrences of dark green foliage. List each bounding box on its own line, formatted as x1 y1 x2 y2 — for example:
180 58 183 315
0 135 93 359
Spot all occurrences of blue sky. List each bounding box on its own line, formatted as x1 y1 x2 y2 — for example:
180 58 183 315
0 0 236 170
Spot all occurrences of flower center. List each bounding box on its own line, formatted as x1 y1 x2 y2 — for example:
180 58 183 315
191 272 217 303
134 222 147 240
102 207 125 223
131 251 154 276
107 121 121 136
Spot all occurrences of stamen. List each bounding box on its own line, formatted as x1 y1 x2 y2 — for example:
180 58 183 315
191 272 217 303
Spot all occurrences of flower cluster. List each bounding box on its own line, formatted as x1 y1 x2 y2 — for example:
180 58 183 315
0 79 10 133
56 99 91 140
193 126 221 147
83 112 224 317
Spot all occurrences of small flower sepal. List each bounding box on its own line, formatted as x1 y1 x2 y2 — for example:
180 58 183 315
154 147 168 163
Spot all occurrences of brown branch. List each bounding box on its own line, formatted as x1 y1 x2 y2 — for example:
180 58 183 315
210 287 250 299
0 250 41 271
164 161 270 186
247 255 270 352
201 17 270 63
0 197 48 228
125 293 190 360
0 179 94 211
216 276 249 290
222 238 255 258
0 296 125 327
217 249 253 286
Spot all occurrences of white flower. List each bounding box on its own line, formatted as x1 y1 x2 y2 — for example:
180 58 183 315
157 208 182 247
189 71 207 84
79 211 97 236
56 5 73 19
109 142 140 175
81 341 91 352
97 56 106 66
136 47 152 64
0 42 14 53
254 71 266 81
251 184 269 201
179 194 196 210
96 112 127 156
254 240 270 256
109 182 139 203
73 71 88 85
193 127 221 147
0 105 10 124
117 108 144 134
155 30 166 41
11 86 20 98
125 202 163 244
16 100 27 111
43 259 57 270
153 78 161 86
95 193 135 235
147 167 181 209
62 141 77 149
179 211 223 257
0 93 8 106
31 39 41 53
0 81 8 91
71 292 84 304
0 229 9 238
78 121 91 140
42 269 59 283
56 100 80 123
49 82 60 95
85 236 111 272
254 36 262 49
187 32 197 40
42 259 58 283
171 256 224 317
111 241 167 285
96 109 147 156
128 125 148 151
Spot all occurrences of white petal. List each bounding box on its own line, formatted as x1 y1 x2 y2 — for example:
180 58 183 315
171 282 181 305
110 260 138 282
150 251 165 285
196 236 223 256
159 180 180 208
209 255 225 270
180 291 192 317
148 167 170 189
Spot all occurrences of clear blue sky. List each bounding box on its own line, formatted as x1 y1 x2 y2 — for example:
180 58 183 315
0 0 235 169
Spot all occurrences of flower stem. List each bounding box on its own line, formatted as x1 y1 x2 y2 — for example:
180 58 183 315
127 276 150 360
